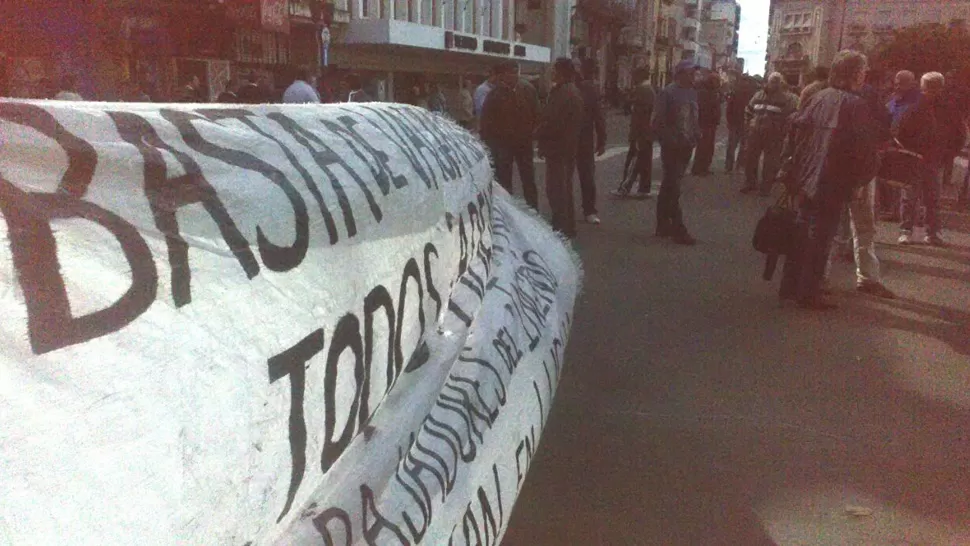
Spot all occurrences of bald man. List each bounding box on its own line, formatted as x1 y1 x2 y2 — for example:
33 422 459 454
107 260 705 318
742 72 799 195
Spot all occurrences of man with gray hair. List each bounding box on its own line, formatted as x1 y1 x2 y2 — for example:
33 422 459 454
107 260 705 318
743 72 798 195
779 50 880 309
895 71 945 245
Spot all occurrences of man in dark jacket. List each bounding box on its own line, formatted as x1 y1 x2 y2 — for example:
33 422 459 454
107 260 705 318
691 73 721 175
652 60 701 245
743 72 798 195
897 72 946 246
725 75 756 172
576 58 607 224
613 67 656 197
480 61 541 209
537 58 586 238
780 50 880 309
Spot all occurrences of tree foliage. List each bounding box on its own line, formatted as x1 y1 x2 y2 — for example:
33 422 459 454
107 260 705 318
872 23 970 85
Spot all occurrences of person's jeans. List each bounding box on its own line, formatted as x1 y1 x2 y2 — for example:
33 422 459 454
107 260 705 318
495 141 538 209
780 193 844 302
725 124 744 171
576 129 597 216
545 154 577 237
824 180 882 286
691 126 717 174
745 129 784 191
900 163 941 236
657 143 693 236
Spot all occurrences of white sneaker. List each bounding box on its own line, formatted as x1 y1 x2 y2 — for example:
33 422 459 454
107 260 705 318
898 231 913 245
585 214 601 225
610 188 629 198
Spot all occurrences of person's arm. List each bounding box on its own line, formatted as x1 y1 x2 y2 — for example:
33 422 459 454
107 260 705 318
744 91 760 126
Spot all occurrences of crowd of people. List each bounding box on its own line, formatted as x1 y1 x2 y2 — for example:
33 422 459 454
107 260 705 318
16 54 970 312
765 52 967 309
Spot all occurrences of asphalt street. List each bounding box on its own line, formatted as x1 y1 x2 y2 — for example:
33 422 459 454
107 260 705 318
501 117 970 545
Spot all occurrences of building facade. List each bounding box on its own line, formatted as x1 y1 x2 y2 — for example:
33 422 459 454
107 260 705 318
701 0 740 71
332 0 561 101
1 0 335 101
766 0 970 85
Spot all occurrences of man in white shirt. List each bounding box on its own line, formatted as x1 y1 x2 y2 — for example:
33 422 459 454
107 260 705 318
282 68 321 104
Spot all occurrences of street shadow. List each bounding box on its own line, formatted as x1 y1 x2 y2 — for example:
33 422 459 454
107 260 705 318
880 257 970 283
843 295 970 357
503 144 970 545
877 241 970 264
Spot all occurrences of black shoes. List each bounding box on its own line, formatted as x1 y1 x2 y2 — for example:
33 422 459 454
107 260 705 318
672 233 697 246
857 282 896 299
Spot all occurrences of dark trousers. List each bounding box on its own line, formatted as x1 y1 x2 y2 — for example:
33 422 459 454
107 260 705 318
545 154 577 237
495 141 538 209
633 136 654 193
577 129 597 216
620 136 654 193
725 124 744 171
900 163 941 236
657 143 693 236
780 194 844 302
691 125 717 174
745 129 784 191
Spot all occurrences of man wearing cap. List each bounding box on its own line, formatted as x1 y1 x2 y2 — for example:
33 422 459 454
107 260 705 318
651 59 701 245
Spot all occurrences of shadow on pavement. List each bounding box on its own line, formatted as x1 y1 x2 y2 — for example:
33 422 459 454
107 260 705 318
502 159 970 545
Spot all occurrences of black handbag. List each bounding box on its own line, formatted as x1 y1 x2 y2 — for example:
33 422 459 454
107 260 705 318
752 191 797 281
877 138 923 189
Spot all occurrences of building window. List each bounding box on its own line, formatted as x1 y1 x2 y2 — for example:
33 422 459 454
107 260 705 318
502 0 511 39
421 0 433 25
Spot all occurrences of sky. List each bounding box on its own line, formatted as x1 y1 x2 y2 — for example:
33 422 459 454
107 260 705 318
737 0 771 75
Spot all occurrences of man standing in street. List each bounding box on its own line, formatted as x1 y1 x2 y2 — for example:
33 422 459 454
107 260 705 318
691 73 721 176
282 67 320 104
576 58 607 224
780 50 880 310
652 60 701 245
346 74 373 102
897 72 946 246
480 61 541 209
742 72 798 195
537 58 586 238
799 66 829 108
724 75 755 172
474 66 500 120
456 78 476 130
613 67 656 198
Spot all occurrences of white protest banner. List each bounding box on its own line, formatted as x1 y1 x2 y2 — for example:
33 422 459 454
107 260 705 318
0 99 581 545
